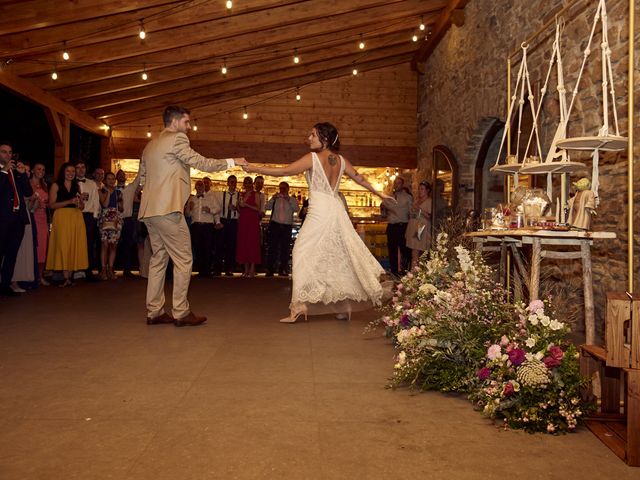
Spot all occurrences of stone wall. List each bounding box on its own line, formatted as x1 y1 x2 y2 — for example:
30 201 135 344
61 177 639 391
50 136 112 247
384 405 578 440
417 0 640 338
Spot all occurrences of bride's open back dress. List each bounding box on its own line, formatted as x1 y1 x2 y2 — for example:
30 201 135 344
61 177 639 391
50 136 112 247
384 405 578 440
290 152 386 316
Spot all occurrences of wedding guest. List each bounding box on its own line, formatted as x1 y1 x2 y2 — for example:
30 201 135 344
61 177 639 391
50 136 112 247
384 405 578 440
46 162 88 287
186 180 217 277
382 176 412 276
98 172 124 280
0 141 33 297
236 176 261 278
214 175 239 276
405 181 432 269
30 162 50 285
265 181 299 276
92 167 105 189
76 161 100 280
117 171 139 276
10 161 36 292
254 175 267 219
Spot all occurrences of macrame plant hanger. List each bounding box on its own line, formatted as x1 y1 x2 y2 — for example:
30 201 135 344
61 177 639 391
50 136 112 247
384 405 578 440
553 0 627 207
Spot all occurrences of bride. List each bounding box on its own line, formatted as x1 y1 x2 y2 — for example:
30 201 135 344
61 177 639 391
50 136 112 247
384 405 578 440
243 122 393 323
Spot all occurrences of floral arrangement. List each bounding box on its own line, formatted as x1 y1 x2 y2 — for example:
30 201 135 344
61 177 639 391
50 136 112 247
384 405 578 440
373 233 590 434
375 233 518 392
469 299 589 433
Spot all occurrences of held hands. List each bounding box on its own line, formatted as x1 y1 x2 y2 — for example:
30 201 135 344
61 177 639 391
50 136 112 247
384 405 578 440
241 163 255 173
234 157 248 166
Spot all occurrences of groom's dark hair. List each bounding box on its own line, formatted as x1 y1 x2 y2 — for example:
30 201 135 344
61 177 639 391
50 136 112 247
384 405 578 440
163 105 191 126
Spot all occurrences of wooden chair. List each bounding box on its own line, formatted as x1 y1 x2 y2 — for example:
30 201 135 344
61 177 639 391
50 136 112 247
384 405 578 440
580 292 639 466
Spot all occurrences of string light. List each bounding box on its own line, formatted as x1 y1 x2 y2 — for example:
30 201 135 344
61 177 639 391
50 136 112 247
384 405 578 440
225 0 232 9
293 48 300 64
146 126 151 137
358 33 365 50
193 119 198 131
242 106 248 120
412 31 418 42
141 64 148 81
138 20 146 40
352 62 358 76
62 41 69 61
51 64 58 80
295 87 301 102
221 58 228 75
419 16 425 31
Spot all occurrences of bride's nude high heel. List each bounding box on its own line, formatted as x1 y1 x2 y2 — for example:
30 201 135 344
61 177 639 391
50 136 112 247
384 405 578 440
279 311 308 323
335 312 351 321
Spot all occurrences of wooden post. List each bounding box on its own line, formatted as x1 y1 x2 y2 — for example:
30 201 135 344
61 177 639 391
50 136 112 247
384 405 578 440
530 237 541 301
52 114 70 174
581 240 595 345
626 369 640 466
99 136 113 172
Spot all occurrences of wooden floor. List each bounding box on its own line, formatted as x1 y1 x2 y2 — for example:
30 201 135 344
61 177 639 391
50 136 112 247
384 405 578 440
0 275 637 479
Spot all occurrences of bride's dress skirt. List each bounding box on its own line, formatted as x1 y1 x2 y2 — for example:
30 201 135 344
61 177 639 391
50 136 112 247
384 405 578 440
290 191 385 315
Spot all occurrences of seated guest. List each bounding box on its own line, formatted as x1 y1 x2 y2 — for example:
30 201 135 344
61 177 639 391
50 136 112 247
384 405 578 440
265 181 299 276
186 180 217 277
98 172 124 280
0 141 33 297
46 162 88 287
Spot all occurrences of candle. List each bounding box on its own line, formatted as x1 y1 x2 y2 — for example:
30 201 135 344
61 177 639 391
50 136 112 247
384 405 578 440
555 197 560 224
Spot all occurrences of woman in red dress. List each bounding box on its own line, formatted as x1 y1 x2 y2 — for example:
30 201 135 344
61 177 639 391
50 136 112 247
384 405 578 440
236 176 261 277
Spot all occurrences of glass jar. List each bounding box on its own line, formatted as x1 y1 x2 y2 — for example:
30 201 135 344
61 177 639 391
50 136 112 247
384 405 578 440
521 188 551 226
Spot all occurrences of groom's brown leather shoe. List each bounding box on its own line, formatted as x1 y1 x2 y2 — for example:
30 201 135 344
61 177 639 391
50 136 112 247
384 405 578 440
146 313 174 325
174 312 207 327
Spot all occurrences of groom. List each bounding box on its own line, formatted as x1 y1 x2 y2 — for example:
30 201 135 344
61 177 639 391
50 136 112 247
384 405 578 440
139 105 246 326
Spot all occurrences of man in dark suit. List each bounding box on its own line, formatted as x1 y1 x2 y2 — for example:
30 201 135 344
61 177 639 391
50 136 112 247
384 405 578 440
0 141 33 296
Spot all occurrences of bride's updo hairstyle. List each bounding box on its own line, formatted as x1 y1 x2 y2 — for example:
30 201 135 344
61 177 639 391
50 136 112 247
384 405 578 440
314 122 340 151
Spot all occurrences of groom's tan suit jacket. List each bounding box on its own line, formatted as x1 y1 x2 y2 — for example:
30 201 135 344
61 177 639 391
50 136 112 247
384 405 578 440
139 129 231 219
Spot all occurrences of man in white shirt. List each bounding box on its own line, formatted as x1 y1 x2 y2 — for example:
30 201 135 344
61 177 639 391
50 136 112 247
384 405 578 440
213 175 239 277
138 105 246 326
382 176 412 277
186 180 218 277
117 173 141 276
76 161 101 281
265 181 299 276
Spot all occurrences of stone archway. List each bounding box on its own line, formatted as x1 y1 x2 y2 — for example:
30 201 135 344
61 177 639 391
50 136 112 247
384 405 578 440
470 117 505 213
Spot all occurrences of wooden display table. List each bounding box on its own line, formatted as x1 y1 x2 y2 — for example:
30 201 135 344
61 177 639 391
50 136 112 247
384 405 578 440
466 229 616 345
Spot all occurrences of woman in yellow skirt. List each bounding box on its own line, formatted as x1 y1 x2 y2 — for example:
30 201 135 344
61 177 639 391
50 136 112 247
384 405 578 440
46 162 88 287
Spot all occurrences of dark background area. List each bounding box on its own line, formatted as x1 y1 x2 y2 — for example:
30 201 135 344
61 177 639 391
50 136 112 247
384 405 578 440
1 88 102 179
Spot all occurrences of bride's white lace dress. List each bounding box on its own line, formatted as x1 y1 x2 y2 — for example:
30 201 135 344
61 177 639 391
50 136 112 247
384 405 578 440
290 152 385 315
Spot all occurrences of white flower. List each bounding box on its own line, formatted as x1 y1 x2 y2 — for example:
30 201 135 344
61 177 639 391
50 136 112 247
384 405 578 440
397 351 406 365
419 283 437 295
549 320 564 331
540 316 551 327
528 314 539 326
525 337 536 348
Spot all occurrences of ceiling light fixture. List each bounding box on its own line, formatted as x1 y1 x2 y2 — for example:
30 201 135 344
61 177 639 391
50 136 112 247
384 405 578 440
295 87 301 102
221 58 228 75
193 120 198 131
419 16 425 31
412 31 418 42
141 64 148 81
62 41 69 61
146 126 152 138
51 67 58 80
352 62 358 76
226 0 233 9
139 20 146 40
293 48 300 64
242 106 248 120
358 34 365 50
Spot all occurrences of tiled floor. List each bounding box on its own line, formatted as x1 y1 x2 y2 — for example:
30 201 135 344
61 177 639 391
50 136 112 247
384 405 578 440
0 276 636 479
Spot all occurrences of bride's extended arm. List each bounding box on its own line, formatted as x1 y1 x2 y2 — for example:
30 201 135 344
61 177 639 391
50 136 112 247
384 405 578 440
343 158 393 200
243 154 313 176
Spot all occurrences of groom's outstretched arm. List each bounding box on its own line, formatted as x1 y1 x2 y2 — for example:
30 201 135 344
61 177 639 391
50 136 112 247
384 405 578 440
172 132 246 171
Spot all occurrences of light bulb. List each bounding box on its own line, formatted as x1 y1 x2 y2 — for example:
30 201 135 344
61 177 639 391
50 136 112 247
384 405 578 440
293 48 300 64
146 127 151 138
139 20 146 40
142 71 148 81
193 124 198 131
221 58 227 75
295 88 301 101
226 0 232 9
62 42 69 61
242 107 248 120
358 34 365 50
419 16 425 31
51 70 58 80
352 67 358 76
412 32 418 42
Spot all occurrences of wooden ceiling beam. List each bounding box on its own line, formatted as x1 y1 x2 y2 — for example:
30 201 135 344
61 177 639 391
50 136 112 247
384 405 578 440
0 0 177 36
105 52 414 125
71 31 417 111
9 0 411 76
410 0 469 72
0 68 106 136
49 17 432 102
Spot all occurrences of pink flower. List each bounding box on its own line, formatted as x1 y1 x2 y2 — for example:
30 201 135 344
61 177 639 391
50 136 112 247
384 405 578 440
548 345 564 360
543 356 561 369
503 382 515 397
500 335 509 346
477 367 491 380
487 344 502 360
508 348 526 366
528 299 544 313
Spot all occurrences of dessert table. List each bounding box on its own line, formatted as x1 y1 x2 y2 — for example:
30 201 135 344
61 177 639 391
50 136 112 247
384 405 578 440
466 229 616 344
